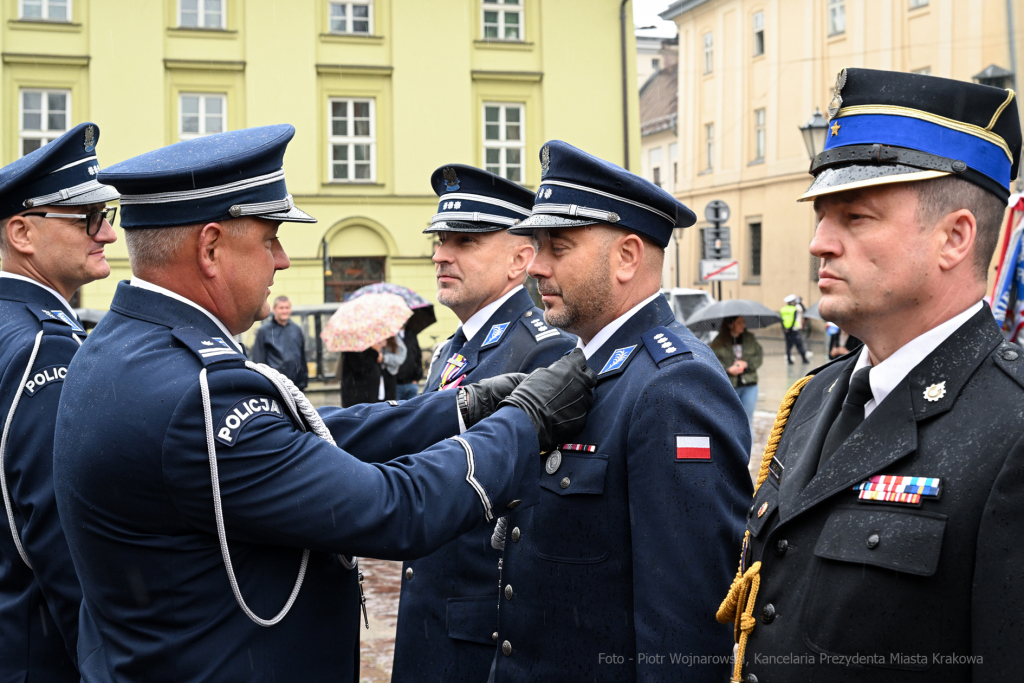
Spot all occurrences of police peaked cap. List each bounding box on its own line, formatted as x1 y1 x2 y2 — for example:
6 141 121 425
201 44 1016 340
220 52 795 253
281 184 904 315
424 164 535 233
802 68 1022 203
508 140 696 248
97 124 315 228
0 122 119 221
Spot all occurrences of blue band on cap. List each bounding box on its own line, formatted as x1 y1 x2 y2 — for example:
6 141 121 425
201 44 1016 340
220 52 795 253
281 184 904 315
825 113 1010 188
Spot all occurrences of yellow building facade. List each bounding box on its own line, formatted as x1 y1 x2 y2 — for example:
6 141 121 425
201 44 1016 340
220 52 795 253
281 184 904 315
661 0 1024 309
1 0 641 348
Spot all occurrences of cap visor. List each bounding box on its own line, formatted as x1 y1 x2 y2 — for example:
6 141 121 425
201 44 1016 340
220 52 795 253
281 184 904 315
261 205 317 223
50 184 120 206
508 213 599 235
798 164 949 202
423 220 507 234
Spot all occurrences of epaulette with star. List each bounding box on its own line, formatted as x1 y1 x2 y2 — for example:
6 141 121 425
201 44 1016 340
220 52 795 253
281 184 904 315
518 308 561 342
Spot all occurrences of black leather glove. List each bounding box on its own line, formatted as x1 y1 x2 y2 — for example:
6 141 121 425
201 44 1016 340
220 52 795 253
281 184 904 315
458 372 528 428
497 349 597 452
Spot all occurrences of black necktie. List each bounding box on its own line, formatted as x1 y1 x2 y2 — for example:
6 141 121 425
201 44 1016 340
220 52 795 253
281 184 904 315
818 367 873 471
448 327 467 358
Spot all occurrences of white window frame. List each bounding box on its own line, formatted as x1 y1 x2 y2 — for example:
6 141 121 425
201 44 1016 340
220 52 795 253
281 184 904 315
828 0 845 35
649 147 663 188
18 0 70 21
178 0 226 29
329 98 376 183
752 11 765 57
328 1 373 35
704 123 714 172
912 66 932 75
179 93 227 141
754 108 766 161
482 102 525 183
19 88 71 158
703 33 714 74
482 0 523 41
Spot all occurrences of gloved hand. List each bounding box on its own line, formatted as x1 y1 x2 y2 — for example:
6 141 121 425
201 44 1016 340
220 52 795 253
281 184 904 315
458 372 528 428
498 349 597 452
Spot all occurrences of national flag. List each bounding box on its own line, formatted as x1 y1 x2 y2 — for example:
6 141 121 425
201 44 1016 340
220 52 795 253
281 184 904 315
676 435 711 461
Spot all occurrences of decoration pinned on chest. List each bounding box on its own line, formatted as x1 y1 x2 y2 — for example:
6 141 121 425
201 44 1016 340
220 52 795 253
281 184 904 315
481 322 510 348
438 353 468 391
923 381 946 402
853 475 942 506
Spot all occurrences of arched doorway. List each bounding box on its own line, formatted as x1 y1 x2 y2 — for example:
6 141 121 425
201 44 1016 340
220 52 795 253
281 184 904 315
323 222 394 302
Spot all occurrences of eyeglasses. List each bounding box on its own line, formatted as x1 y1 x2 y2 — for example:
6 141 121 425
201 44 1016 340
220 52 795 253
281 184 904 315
23 207 117 237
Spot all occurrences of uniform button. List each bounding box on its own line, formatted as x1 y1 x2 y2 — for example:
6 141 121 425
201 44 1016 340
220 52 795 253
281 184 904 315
506 499 521 510
774 539 788 556
492 632 498 642
761 603 776 624
505 584 513 600
525 311 533 317
502 640 512 656
405 567 414 580
560 477 570 489
746 674 759 683
866 533 880 549
511 527 521 542
1003 349 1019 361
748 503 756 516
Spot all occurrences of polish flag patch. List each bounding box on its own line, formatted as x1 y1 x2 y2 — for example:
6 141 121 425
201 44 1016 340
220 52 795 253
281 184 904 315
676 435 711 461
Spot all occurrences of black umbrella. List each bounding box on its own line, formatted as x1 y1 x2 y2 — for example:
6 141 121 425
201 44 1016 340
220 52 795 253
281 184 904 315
684 299 782 333
804 301 823 321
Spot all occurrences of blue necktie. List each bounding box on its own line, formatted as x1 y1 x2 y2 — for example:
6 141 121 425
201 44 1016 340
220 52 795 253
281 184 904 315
448 327 467 358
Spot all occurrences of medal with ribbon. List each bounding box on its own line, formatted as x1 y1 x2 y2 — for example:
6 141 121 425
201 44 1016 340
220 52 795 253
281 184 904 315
438 353 468 390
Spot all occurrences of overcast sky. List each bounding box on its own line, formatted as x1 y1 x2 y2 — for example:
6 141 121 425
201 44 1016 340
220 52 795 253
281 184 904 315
633 0 679 38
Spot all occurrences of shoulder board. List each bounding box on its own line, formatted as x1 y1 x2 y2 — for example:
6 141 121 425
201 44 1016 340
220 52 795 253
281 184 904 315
171 327 244 367
994 341 1024 391
24 303 84 334
641 326 691 365
519 309 562 343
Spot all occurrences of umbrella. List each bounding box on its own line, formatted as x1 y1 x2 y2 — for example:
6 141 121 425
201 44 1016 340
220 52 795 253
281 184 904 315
804 301 823 321
321 293 413 352
684 299 782 333
345 282 436 335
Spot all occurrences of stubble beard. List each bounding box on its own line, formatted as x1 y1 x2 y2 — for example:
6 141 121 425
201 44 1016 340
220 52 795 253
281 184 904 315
541 264 614 337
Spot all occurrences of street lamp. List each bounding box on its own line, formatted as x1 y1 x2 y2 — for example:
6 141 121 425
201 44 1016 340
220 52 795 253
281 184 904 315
799 108 829 159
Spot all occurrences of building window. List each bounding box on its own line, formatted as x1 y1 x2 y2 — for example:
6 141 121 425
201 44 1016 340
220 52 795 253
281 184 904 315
325 256 384 302
483 103 524 182
179 0 224 29
909 0 928 7
703 33 714 74
753 11 765 56
669 142 678 189
912 66 932 75
179 94 226 140
753 108 766 161
704 123 714 172
649 147 663 187
329 1 372 34
20 89 70 157
828 0 845 35
749 221 762 279
329 98 375 182
652 58 661 71
482 0 521 41
19 0 69 21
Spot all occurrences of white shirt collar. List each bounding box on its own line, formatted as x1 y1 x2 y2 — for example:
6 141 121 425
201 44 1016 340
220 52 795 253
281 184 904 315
130 277 243 353
853 301 983 418
459 284 524 343
576 291 663 359
0 271 79 321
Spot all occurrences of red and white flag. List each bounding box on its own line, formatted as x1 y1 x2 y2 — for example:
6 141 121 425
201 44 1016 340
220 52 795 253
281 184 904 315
676 435 711 461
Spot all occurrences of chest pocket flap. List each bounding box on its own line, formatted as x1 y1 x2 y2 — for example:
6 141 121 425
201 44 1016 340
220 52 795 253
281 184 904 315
540 453 609 495
814 505 947 576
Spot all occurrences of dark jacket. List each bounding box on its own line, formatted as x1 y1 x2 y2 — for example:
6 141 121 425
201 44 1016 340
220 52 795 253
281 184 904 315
738 305 1024 682
395 330 423 385
828 330 863 358
339 349 381 408
0 277 82 682
52 281 542 683
250 317 307 389
710 330 764 387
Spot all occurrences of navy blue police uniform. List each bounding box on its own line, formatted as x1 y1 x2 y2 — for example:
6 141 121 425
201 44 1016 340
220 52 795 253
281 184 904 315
387 165 576 683
0 122 119 682
51 126 547 683
720 70 1024 683
496 140 753 682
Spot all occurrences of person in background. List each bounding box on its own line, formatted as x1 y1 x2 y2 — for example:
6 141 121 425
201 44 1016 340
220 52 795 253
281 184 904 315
338 345 382 408
250 295 307 389
780 294 812 364
710 315 763 440
379 334 407 401
828 325 862 358
394 326 423 399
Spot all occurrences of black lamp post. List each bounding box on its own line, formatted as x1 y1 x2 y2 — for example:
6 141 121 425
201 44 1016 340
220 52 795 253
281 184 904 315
799 108 829 159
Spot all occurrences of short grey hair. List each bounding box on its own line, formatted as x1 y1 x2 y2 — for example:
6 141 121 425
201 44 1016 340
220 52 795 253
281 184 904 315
124 219 251 272
0 218 9 259
273 295 290 306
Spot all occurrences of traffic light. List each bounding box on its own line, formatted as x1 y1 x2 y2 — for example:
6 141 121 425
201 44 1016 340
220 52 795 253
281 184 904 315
700 226 731 259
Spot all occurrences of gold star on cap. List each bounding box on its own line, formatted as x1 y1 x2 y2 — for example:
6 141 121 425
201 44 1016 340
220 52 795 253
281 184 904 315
830 121 841 137
923 381 946 402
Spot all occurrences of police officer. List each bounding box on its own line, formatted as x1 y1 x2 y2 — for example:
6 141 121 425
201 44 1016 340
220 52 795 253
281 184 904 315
0 122 119 681
493 140 753 682
389 165 575 682
51 125 596 683
719 69 1023 682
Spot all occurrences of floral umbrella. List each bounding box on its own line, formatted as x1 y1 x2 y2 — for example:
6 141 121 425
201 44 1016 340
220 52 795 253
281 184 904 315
345 282 436 335
321 292 413 352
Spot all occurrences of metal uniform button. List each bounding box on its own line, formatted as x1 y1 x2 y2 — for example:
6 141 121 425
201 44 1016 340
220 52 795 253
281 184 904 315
505 584 513 600
545 450 562 475
502 640 512 656
746 674 759 683
506 499 521 510
560 477 570 489
524 311 533 317
405 567 414 580
1003 349 1019 361
866 533 880 549
511 527 521 542
492 632 498 642
761 603 776 623
774 539 788 556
